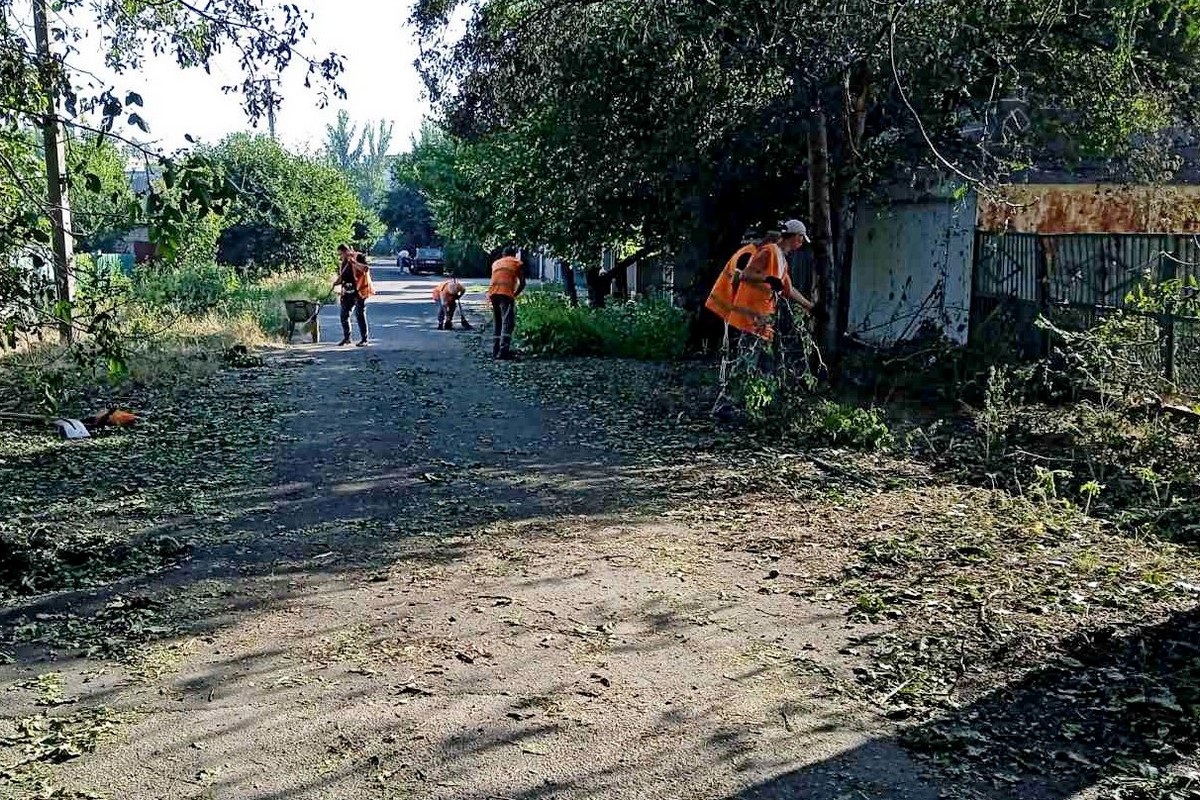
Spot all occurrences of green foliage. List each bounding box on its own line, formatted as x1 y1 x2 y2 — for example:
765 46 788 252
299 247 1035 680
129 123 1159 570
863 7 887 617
411 0 1200 280
226 270 334 336
129 261 331 337
907 322 1200 538
1038 312 1167 401
378 164 437 248
398 124 497 248
207 134 359 275
805 400 894 451
324 110 394 208
742 374 781 422
1 0 344 359
351 205 385 251
517 290 688 360
1127 274 1200 318
67 134 136 252
443 240 489 277
133 261 242 315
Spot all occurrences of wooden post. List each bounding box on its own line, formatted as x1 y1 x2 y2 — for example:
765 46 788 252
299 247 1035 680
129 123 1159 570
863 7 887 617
33 0 75 341
1163 238 1179 385
1035 236 1051 357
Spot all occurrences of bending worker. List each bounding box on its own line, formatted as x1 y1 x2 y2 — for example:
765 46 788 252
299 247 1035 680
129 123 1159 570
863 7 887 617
433 273 467 330
488 246 526 360
726 219 814 341
706 227 764 330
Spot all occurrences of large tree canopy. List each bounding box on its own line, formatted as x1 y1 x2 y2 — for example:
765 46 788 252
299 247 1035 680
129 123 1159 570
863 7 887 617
68 133 137 252
208 133 361 275
412 0 1200 351
1 0 343 342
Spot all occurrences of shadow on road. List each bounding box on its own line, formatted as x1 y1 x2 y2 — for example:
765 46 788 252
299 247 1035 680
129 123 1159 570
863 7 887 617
2 268 1197 800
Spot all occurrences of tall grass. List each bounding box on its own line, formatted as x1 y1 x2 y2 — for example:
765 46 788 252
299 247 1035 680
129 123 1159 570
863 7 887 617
517 289 688 360
2 261 335 409
130 262 333 341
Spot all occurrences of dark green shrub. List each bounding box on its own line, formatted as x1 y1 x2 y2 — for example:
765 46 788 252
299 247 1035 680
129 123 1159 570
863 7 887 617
517 290 687 360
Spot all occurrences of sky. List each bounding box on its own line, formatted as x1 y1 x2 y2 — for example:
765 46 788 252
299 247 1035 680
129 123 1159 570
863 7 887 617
61 0 434 156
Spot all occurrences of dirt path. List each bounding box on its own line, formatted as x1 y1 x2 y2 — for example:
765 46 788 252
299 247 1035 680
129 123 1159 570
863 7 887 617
1 266 938 799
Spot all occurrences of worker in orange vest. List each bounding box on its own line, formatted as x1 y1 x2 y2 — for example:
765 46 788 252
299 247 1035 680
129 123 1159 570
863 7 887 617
433 274 467 330
726 219 813 341
333 245 375 347
705 228 761 324
488 246 526 359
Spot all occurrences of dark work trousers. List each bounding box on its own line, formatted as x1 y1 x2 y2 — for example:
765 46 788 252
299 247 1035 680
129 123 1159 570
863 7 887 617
491 295 516 357
437 296 458 329
339 292 368 342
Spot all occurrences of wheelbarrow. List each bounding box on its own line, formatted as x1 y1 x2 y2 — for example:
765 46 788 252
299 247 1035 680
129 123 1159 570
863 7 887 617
284 300 322 344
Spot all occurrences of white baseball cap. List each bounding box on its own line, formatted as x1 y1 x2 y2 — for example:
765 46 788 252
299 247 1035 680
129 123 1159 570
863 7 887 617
780 219 808 239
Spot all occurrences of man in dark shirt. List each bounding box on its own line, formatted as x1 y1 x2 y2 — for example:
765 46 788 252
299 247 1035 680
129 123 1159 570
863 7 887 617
333 244 371 347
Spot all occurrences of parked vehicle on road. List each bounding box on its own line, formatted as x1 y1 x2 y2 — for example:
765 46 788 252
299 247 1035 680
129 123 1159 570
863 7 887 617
410 247 445 275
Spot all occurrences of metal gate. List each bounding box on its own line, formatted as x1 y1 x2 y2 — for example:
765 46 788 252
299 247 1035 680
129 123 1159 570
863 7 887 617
971 232 1200 392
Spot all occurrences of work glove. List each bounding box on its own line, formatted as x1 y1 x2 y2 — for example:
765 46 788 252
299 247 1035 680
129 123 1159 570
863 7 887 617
764 276 784 293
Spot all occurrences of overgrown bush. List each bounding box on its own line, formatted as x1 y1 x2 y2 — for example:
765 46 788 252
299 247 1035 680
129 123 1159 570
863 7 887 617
517 290 688 360
771 397 893 451
809 400 894 450
205 134 359 276
905 322 1200 537
133 261 241 314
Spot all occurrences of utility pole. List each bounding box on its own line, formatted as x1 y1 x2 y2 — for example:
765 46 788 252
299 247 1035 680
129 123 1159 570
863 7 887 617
32 0 75 341
266 78 279 140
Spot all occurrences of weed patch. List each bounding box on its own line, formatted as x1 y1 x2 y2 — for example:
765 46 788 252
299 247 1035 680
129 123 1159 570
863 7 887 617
517 291 688 360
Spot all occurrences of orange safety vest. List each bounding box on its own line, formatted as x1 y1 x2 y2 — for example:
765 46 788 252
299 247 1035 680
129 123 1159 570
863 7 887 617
352 263 375 299
726 243 790 340
705 244 757 321
489 257 523 298
432 279 464 302
339 253 375 299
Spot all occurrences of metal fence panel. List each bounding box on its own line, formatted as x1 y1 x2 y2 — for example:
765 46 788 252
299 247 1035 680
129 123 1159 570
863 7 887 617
972 232 1200 394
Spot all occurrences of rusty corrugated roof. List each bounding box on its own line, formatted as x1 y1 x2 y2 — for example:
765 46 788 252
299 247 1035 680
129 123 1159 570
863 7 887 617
977 184 1200 234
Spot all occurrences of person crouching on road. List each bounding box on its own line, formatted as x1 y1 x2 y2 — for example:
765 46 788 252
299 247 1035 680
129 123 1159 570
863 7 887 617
488 246 526 360
433 274 467 330
333 245 375 347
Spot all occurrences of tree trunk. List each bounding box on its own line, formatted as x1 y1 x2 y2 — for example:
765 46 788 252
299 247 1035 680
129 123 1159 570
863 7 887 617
34 0 75 341
586 267 607 308
561 262 579 307
808 109 839 364
833 188 856 350
612 261 630 299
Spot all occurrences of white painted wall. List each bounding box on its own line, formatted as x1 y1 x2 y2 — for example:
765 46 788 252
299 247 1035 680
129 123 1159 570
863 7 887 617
847 196 977 345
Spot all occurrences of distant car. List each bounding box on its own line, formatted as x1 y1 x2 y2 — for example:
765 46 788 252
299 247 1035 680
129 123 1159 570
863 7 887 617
410 247 445 275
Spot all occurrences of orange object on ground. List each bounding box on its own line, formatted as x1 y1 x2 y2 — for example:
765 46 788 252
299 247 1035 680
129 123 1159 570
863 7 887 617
87 408 139 427
705 244 757 321
726 243 791 340
488 256 523 298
